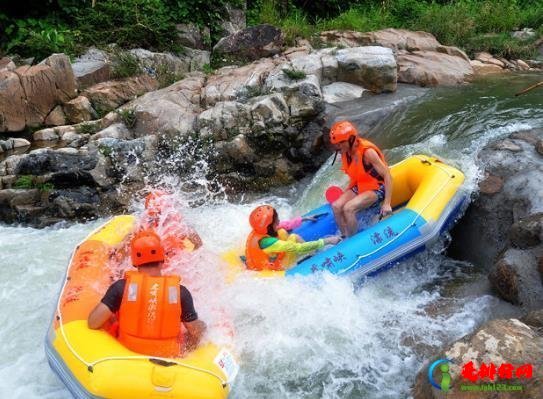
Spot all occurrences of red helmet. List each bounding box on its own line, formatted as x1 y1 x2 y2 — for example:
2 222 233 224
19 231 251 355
249 205 275 234
131 230 165 267
329 121 358 144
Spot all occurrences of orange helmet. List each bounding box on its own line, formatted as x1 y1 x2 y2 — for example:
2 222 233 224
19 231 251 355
329 121 358 144
249 205 275 235
131 230 165 267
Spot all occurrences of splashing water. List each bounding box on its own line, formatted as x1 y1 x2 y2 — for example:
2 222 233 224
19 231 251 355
0 74 540 398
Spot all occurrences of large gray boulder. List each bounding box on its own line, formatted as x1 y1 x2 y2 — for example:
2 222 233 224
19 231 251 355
219 4 246 36
320 29 474 87
126 74 205 138
83 75 159 114
488 247 543 308
450 129 543 308
0 138 30 154
196 101 253 140
265 71 324 119
509 213 543 249
320 28 441 52
450 129 543 269
175 23 211 50
202 58 278 107
213 24 283 63
336 46 397 93
129 48 210 76
248 93 289 132
71 48 112 89
322 82 366 103
397 50 474 86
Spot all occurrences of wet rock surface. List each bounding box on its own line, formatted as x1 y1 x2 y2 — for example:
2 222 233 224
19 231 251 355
449 128 543 308
0 144 150 226
413 318 543 399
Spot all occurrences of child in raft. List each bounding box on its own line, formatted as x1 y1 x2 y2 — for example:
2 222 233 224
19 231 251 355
245 205 341 271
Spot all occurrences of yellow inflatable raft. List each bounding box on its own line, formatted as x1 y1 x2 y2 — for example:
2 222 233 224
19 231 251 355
45 215 238 399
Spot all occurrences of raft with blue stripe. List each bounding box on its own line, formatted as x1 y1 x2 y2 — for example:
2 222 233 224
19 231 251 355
285 155 467 279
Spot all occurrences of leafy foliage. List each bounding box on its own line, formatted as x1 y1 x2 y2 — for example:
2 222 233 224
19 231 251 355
76 122 99 135
282 68 306 80
0 0 541 62
0 0 244 59
111 50 142 79
155 62 185 88
249 0 543 59
14 175 34 189
3 18 76 61
74 0 179 52
117 108 138 128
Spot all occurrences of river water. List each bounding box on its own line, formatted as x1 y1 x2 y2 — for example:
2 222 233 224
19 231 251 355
0 73 542 399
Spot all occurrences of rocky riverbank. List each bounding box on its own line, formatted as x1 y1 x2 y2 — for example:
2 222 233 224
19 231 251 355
412 128 543 397
1 26 542 227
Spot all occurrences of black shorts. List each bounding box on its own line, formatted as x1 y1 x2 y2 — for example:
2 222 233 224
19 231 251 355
351 183 385 203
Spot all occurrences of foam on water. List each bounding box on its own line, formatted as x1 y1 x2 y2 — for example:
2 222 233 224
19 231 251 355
0 221 103 399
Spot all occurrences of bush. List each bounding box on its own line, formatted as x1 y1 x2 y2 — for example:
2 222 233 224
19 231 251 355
76 122 99 135
111 51 142 79
279 8 315 45
3 18 77 60
202 63 215 75
416 2 476 46
465 33 539 59
117 108 137 128
14 175 34 189
155 62 185 88
282 67 306 79
318 7 395 32
74 0 179 52
470 0 517 33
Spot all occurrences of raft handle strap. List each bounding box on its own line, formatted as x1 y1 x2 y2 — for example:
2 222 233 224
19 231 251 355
150 358 176 367
332 150 339 165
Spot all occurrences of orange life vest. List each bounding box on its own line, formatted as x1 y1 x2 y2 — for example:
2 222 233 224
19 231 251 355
118 271 182 357
245 231 285 271
341 138 387 193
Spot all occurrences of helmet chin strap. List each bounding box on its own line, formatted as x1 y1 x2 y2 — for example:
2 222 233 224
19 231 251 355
332 150 339 165
348 135 356 149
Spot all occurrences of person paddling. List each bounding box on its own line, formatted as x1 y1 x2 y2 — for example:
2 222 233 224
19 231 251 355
88 230 206 357
245 205 341 271
329 121 393 237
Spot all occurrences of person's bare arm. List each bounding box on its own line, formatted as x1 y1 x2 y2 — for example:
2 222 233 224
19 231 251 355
183 319 207 351
88 302 114 329
365 149 393 215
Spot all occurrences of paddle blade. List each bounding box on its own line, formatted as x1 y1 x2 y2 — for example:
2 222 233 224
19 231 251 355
325 186 343 204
